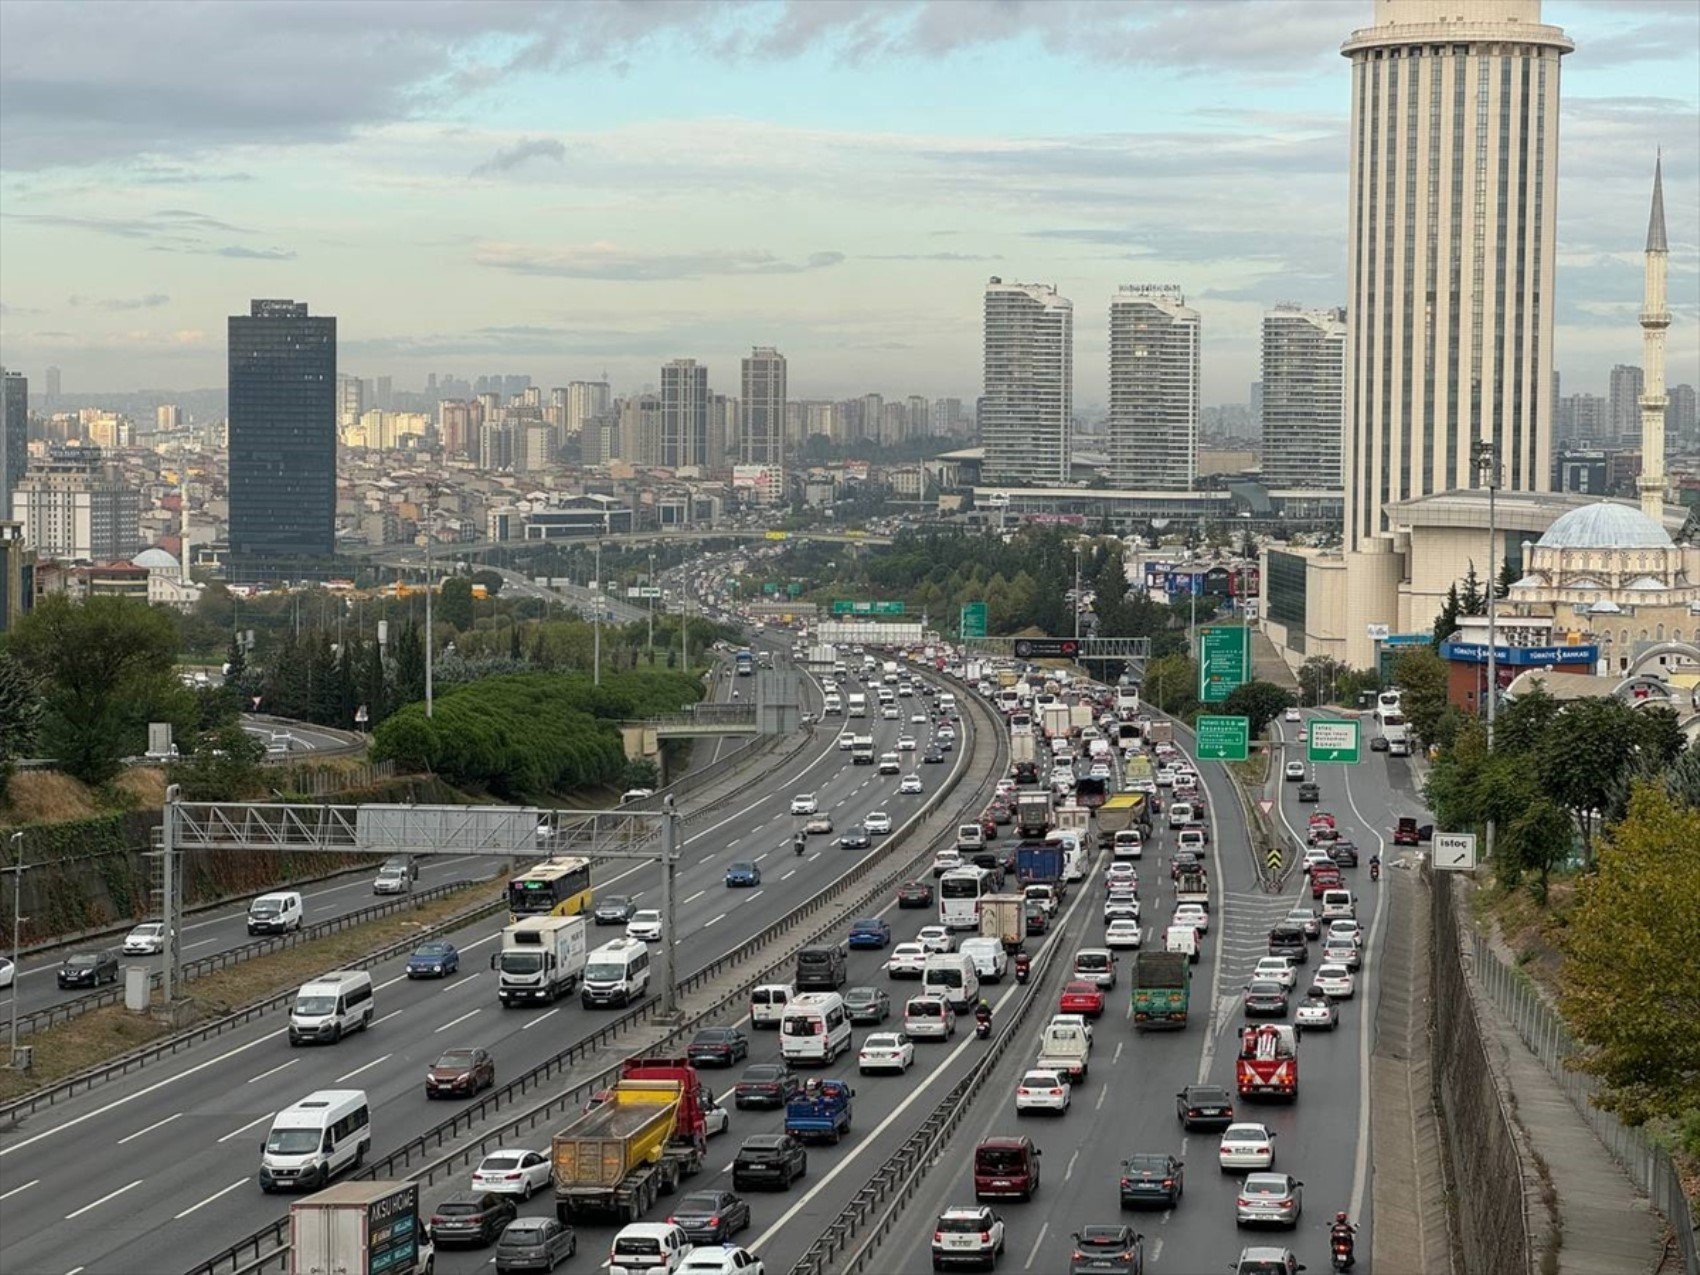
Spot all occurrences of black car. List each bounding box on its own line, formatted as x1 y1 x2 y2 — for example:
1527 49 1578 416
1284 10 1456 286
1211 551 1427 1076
429 1192 518 1247
593 895 637 925
734 1063 801 1109
922 746 945 764
1329 840 1360 868
1370 735 1390 752
1267 925 1309 964
1069 1224 1145 1274
733 1134 807 1190
688 1027 749 1067
1175 1085 1235 1130
839 826 872 850
1244 980 1291 1018
1119 1152 1184 1208
494 1217 576 1273
844 985 891 1025
1024 902 1049 935
57 949 119 988
1296 782 1320 803
897 880 934 908
666 1189 751 1243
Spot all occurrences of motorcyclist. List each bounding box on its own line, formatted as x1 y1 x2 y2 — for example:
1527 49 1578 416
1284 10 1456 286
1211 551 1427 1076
794 831 807 854
1014 952 1031 980
1331 1212 1357 1263
974 998 993 1025
1370 852 1382 880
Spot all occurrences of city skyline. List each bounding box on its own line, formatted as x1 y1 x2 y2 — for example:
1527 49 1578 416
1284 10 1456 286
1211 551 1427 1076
0 0 1694 405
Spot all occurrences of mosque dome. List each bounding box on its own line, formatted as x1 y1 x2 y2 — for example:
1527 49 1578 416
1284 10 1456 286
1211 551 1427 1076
132 547 180 571
1537 502 1671 550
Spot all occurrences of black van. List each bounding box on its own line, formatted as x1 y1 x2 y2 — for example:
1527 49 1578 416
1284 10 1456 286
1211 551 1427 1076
795 945 848 990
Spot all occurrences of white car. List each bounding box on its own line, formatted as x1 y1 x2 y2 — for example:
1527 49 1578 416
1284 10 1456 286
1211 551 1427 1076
1104 918 1143 949
1284 707 1302 723
911 711 929 724
1156 767 1176 788
899 774 924 795
933 1207 1005 1269
1252 956 1298 990
678 1247 766 1275
0 956 14 990
1323 938 1362 971
995 778 1016 796
881 705 900 720
865 811 893 835
1049 1012 1094 1041
886 942 929 978
1284 761 1307 782
1173 903 1210 935
790 793 818 815
1312 963 1356 999
837 733 855 750
1295 995 1339 1030
1089 762 1111 780
1015 1068 1072 1114
916 925 956 954
122 923 169 955
470 1147 553 1198
1327 919 1364 947
626 910 664 942
1218 1123 1277 1172
932 850 965 878
897 734 917 751
858 1031 916 1074
1105 863 1139 892
1302 849 1335 875
1103 892 1141 921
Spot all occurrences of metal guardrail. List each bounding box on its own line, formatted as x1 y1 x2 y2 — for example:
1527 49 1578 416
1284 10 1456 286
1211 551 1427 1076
185 668 1007 1275
1471 931 1700 1275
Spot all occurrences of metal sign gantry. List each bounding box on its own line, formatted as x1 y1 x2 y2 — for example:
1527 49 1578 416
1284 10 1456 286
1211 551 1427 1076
959 636 1151 661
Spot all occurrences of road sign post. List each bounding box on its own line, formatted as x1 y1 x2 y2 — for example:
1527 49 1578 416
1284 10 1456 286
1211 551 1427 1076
1011 638 1081 660
832 600 905 616
1306 719 1361 764
1198 626 1250 704
1432 832 1478 871
1195 715 1250 762
960 601 988 639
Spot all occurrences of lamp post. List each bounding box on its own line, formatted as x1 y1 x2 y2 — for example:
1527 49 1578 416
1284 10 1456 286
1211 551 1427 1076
1472 439 1502 863
1073 544 1083 646
592 541 602 687
647 550 656 660
423 489 435 718
7 832 26 1068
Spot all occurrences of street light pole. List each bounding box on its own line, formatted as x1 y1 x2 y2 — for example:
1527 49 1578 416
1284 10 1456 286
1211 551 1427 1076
1073 545 1082 645
7 832 26 1068
1473 439 1502 864
647 550 655 660
593 541 602 687
424 492 435 718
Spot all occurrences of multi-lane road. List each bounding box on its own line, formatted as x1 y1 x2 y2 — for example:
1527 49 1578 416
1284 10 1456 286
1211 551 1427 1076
0 662 981 1274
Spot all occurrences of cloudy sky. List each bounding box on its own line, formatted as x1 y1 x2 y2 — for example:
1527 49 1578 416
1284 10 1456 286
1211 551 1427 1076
0 0 1695 408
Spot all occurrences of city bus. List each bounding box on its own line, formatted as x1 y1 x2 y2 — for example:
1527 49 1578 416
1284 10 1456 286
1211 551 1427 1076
938 867 991 932
508 858 593 922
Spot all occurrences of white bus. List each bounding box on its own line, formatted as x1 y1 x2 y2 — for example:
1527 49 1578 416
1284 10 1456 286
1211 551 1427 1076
938 867 990 932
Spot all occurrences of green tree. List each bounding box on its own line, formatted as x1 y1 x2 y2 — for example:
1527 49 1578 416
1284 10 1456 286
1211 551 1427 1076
1561 785 1700 1127
223 632 247 687
1663 744 1700 810
1238 529 1258 560
1500 794 1575 902
471 569 505 597
166 723 266 801
1495 556 1519 599
1392 647 1450 747
1221 680 1296 738
1432 582 1462 646
438 577 476 631
1297 656 1350 708
1144 654 1199 719
0 649 44 771
1458 561 1486 616
393 623 426 707
1537 697 1648 865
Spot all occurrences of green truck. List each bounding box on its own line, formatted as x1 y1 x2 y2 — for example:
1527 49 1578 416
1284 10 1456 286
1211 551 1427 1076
1131 951 1191 1030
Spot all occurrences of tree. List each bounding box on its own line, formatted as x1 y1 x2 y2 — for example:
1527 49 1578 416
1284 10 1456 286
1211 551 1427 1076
471 569 505 597
1500 795 1575 902
1561 785 1700 1127
1536 697 1647 865
1221 680 1296 738
1297 656 1350 708
1663 744 1700 810
1495 556 1519 599
0 650 44 771
393 622 426 708
1144 654 1198 718
1432 582 1462 646
166 723 266 801
223 632 247 687
1238 528 1258 560
438 577 475 632
1457 561 1486 616
1493 684 1560 756
1392 647 1450 747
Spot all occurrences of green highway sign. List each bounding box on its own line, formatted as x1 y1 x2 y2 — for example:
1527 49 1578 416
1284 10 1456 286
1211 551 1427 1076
1307 718 1362 764
1198 625 1250 704
786 583 803 598
763 583 779 595
1195 715 1250 762
831 600 905 615
960 601 988 639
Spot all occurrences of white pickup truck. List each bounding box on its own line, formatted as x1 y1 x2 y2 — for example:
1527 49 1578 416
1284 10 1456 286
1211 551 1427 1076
1036 1020 1091 1083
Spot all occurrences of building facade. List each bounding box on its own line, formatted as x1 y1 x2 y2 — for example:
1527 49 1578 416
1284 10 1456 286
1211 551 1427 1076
1 368 26 522
740 347 787 468
9 445 141 562
228 299 337 562
982 278 1073 485
1107 286 1200 489
660 359 709 469
1260 305 1346 490
1609 363 1644 444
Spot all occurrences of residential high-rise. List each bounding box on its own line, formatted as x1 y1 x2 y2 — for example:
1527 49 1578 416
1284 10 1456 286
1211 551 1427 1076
337 374 364 425
1107 285 1200 490
1638 158 1670 521
859 393 884 444
622 393 662 467
155 404 181 432
1668 384 1698 452
709 393 739 466
567 381 612 435
228 300 336 562
1 368 26 520
1609 364 1645 445
660 360 709 469
10 445 140 562
1556 392 1607 444
930 398 965 436
906 395 930 439
982 278 1073 485
44 366 60 404
1260 305 1346 489
1340 0 1572 554
740 347 787 467
880 401 907 447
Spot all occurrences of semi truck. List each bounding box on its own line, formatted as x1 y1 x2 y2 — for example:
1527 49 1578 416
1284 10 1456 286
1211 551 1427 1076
552 1057 708 1223
1015 791 1053 839
979 894 1027 951
289 1181 432 1275
1236 1023 1299 1100
1131 952 1191 1028
493 915 588 1006
784 1079 854 1144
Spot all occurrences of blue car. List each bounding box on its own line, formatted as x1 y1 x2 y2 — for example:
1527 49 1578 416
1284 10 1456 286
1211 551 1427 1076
725 861 762 887
847 917 892 949
406 940 459 978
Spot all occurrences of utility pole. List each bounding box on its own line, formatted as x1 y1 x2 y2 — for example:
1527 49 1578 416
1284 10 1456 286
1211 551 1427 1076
1073 544 1082 645
424 490 435 717
1473 439 1501 864
647 550 655 659
659 796 680 1018
6 832 26 1069
593 540 602 687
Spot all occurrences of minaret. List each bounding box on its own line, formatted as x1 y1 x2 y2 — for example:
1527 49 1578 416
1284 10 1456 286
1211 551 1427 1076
1638 155 1671 523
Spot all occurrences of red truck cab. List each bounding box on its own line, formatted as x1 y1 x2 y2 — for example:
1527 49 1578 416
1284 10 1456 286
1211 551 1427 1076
1235 1024 1298 1100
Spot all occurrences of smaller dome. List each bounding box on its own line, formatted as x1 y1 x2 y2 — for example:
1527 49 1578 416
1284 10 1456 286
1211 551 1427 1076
1538 502 1672 550
1563 576 1605 590
132 547 179 571
1588 600 1625 615
1627 576 1667 591
1511 573 1547 589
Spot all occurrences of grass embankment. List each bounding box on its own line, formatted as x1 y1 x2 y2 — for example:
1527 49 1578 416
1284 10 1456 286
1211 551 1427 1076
1 767 167 825
0 881 499 1102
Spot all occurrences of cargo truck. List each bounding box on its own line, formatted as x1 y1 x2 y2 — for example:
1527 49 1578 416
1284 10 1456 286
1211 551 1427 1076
1096 793 1152 848
1015 843 1065 889
1015 791 1053 839
1069 703 1094 734
1040 704 1073 741
289 1181 433 1275
1236 1023 1299 1100
1036 1020 1091 1082
493 915 588 1006
1175 866 1210 910
784 1078 854 1144
1073 775 1108 810
851 735 875 764
1131 951 1192 1029
978 894 1027 952
1145 720 1174 746
552 1057 708 1223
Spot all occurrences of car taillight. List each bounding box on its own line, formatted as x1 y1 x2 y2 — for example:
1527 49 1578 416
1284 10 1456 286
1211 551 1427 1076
1238 1198 1250 1207
1120 1178 1131 1188
934 1231 945 1244
710 1216 721 1226
980 1231 992 1243
1162 1178 1174 1187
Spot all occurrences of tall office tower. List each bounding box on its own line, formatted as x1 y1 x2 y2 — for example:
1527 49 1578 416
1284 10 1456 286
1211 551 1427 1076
740 347 787 467
227 299 336 561
982 278 1073 485
375 376 393 410
1107 285 1201 490
859 394 884 444
708 394 739 466
478 421 513 471
567 381 612 435
1637 158 1670 521
881 401 908 446
906 395 930 438
660 359 710 468
155 404 181 432
547 387 569 436
1249 382 1264 440
1 368 26 520
1556 392 1606 443
44 366 60 404
10 446 141 562
1260 305 1347 489
1609 364 1645 444
1340 0 1571 554
438 400 475 458
1668 385 1698 452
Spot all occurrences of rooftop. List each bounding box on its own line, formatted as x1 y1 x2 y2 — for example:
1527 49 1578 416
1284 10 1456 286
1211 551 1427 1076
1536 502 1672 550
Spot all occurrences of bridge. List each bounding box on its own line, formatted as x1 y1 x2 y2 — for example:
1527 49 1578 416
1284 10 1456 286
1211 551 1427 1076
645 703 760 738
347 527 891 565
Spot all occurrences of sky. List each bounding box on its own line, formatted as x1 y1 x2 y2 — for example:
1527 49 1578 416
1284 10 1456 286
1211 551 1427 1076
0 0 1696 410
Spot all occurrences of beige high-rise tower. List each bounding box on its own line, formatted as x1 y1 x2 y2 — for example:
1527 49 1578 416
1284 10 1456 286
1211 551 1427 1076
1340 0 1572 554
1638 156 1670 522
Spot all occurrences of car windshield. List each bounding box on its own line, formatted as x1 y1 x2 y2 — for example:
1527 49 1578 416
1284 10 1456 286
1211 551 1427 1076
65 955 98 968
251 900 281 915
437 1050 477 1067
584 962 627 981
132 925 161 936
1124 1154 1170 1172
731 862 755 873
1244 1178 1289 1195
266 1128 321 1154
437 1201 486 1216
743 1066 784 1081
633 911 660 924
846 989 875 1004
675 1192 722 1212
294 995 336 1015
598 897 629 911
415 943 451 957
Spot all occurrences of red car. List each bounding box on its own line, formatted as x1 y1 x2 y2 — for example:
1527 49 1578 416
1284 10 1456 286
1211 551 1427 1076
1310 866 1343 898
1059 980 1106 1019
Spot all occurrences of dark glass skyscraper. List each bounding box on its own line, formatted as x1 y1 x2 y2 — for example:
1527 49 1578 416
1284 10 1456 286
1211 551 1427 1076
228 299 336 563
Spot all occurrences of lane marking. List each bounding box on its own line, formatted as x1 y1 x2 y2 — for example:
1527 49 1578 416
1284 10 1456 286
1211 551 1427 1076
522 1008 562 1031
217 1112 274 1143
116 1111 181 1145
1341 752 1392 1224
684 890 707 905
183 938 221 950
434 1008 482 1034
782 870 797 880
335 1053 394 1083
703 913 727 928
373 1010 405 1026
173 1177 248 1220
1024 1221 1050 1269
64 1178 143 1219
1064 1150 1079 1181
0 1178 39 1201
245 1059 297 1085
746 890 765 902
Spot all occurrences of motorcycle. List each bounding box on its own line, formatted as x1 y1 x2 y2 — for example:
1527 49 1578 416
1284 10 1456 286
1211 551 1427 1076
794 835 807 857
974 1016 993 1040
1331 1227 1356 1270
1370 859 1381 882
1014 955 1031 985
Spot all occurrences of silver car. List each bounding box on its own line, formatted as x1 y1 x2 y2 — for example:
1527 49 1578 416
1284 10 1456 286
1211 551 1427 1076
1235 1173 1303 1229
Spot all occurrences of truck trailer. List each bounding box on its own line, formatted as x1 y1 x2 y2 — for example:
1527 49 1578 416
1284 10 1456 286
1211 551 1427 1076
289 1181 432 1275
552 1058 708 1223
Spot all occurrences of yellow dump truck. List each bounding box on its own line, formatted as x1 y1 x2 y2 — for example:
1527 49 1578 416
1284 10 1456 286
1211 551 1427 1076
551 1060 707 1223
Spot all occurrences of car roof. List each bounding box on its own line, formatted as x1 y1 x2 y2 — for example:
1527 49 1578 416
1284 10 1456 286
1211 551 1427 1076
742 1134 787 1148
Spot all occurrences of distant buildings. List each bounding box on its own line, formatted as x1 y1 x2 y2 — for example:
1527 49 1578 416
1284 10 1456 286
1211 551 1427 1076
982 278 1073 486
660 359 709 469
740 347 786 468
1107 285 1200 490
1 368 26 521
9 445 141 562
228 299 337 564
1259 305 1345 490
1609 364 1645 445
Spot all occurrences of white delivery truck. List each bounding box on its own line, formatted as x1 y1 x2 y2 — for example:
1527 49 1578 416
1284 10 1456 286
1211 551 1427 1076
492 915 588 1006
289 1181 433 1275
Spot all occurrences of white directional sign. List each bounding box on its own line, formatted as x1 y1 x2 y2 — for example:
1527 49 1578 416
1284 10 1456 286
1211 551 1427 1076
1432 832 1478 871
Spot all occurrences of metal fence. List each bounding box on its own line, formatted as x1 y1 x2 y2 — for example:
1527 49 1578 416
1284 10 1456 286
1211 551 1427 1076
1470 932 1700 1275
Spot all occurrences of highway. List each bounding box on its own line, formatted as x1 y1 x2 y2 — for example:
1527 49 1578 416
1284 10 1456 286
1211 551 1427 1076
0 663 985 1274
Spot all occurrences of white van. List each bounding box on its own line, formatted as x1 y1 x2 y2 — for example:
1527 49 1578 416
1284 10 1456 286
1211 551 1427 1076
922 952 980 1010
823 692 843 715
749 983 794 1029
258 1089 371 1192
289 970 374 1045
903 994 956 1041
780 992 852 1064
1165 924 1200 964
959 937 1009 983
608 1222 692 1275
247 891 304 936
1168 801 1197 830
582 938 652 1008
1321 889 1356 921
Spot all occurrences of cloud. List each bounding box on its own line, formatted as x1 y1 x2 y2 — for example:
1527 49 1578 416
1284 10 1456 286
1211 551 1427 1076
471 136 567 176
3 208 246 243
67 292 171 310
862 252 1003 261
474 241 846 281
214 245 296 260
